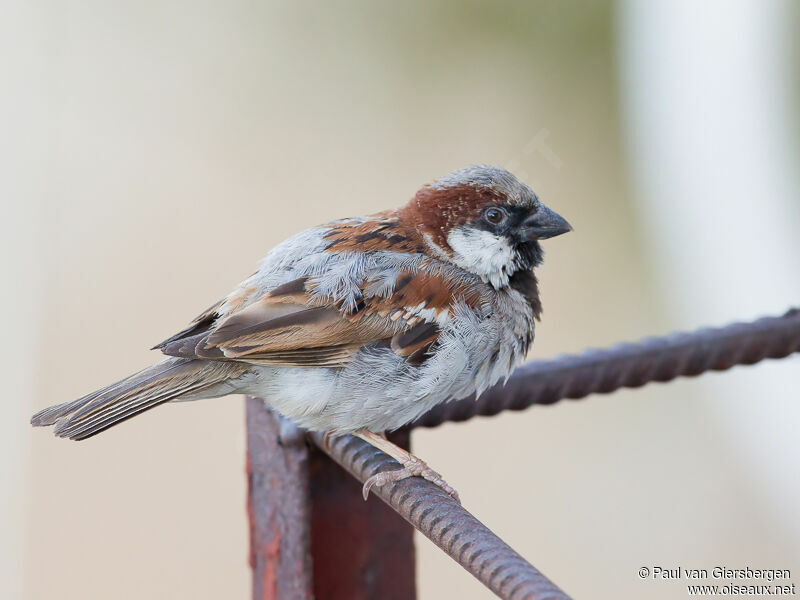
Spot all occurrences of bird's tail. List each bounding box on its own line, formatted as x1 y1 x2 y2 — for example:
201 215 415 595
31 358 247 440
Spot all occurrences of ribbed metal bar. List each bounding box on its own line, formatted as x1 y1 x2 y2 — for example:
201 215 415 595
411 307 800 429
310 431 572 600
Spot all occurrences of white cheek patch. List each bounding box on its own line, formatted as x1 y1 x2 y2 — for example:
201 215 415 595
446 227 518 288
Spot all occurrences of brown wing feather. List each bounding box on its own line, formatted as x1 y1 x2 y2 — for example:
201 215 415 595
151 300 222 351
157 269 484 368
390 321 439 357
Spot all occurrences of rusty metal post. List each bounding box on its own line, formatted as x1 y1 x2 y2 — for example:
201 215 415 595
247 398 416 599
310 430 416 600
246 397 312 600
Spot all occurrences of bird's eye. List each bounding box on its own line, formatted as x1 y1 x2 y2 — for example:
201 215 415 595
484 207 507 225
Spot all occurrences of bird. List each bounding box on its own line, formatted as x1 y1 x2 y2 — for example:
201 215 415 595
31 165 571 501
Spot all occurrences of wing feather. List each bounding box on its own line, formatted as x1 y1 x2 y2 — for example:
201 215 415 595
157 267 484 368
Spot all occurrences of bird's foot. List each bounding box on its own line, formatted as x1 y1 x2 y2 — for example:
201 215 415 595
322 430 336 451
362 454 460 503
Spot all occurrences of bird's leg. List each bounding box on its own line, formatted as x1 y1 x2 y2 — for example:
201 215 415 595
356 430 460 503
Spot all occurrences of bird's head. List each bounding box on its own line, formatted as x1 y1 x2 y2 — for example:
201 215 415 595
402 165 571 288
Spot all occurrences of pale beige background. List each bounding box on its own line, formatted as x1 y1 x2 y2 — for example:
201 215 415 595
3 2 799 599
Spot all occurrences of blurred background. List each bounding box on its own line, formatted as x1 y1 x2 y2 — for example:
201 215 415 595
3 1 799 598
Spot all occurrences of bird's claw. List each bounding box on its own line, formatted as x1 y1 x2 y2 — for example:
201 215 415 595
361 455 460 503
322 430 336 451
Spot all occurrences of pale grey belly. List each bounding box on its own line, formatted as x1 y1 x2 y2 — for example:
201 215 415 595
241 344 503 433
241 363 474 433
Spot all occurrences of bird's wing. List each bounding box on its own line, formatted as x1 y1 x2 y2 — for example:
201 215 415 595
155 269 483 368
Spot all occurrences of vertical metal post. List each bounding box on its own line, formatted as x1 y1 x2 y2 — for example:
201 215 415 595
310 430 416 600
246 397 313 600
246 398 416 599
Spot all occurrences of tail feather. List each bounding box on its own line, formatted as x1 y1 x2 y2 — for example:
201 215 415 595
31 358 246 440
54 377 207 440
30 366 166 427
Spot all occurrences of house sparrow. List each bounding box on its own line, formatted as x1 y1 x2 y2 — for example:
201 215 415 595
31 165 571 501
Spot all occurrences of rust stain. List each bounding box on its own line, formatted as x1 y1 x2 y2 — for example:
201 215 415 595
262 524 282 600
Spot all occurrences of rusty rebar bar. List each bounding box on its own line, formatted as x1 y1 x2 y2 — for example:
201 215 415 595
411 307 800 429
309 429 416 600
310 431 572 600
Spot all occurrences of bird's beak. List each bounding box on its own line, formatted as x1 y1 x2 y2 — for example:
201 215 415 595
520 205 573 240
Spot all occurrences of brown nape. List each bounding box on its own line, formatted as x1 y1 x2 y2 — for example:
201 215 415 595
398 184 507 251
323 215 427 255
324 183 507 257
